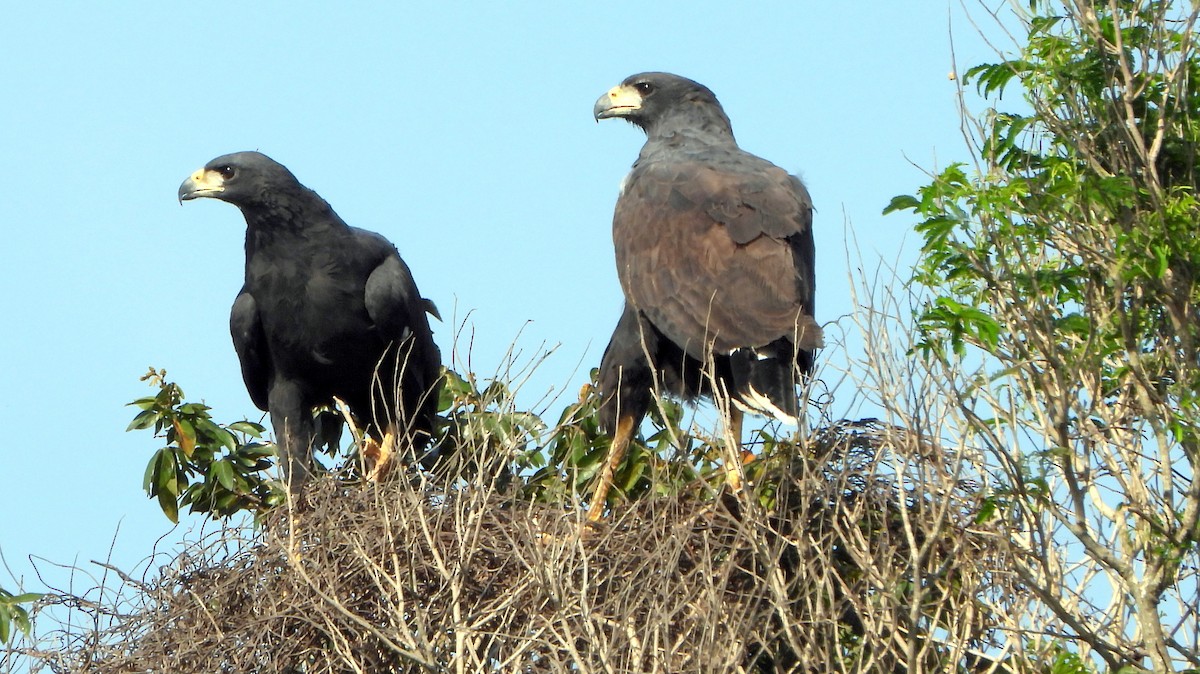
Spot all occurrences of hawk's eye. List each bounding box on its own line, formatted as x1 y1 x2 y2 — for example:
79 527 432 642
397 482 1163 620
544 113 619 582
634 81 655 95
216 165 235 180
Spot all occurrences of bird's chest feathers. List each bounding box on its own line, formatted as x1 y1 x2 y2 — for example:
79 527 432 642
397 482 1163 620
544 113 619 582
247 248 374 365
251 255 359 307
612 161 797 338
614 170 735 272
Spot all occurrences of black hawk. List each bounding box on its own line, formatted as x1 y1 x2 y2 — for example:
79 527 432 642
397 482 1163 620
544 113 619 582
590 72 821 520
178 151 443 493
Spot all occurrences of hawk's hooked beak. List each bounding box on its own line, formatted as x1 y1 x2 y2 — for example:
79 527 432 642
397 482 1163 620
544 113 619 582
594 84 643 121
178 168 226 203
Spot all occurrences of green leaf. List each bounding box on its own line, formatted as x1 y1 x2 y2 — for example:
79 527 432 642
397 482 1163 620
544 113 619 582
126 409 160 432
143 453 160 493
1056 313 1091 335
212 460 237 492
238 443 276 459
3 593 43 605
0 592 38 642
156 450 179 497
915 215 962 249
974 497 998 524
127 396 159 410
158 487 179 524
215 491 239 512
228 420 264 437
179 402 211 415
264 488 287 508
1050 650 1090 674
883 194 920 214
193 417 235 450
11 609 31 639
173 418 197 457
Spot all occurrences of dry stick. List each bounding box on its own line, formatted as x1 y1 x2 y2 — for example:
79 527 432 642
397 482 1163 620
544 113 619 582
282 519 438 669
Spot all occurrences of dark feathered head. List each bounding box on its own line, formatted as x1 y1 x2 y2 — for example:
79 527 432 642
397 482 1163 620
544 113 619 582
177 151 302 207
593 72 734 140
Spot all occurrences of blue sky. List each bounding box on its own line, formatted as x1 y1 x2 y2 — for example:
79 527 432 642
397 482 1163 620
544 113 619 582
0 2 1005 607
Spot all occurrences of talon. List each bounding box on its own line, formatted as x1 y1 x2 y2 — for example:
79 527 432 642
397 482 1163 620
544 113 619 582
363 428 397 482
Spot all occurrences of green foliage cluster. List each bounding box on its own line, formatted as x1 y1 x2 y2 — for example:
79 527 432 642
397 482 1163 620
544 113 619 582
891 2 1200 385
528 378 718 505
435 368 547 490
885 1 1200 470
128 368 279 523
127 365 757 523
0 589 39 644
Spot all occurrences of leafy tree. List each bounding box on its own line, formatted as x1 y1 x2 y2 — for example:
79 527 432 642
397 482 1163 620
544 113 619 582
887 1 1200 670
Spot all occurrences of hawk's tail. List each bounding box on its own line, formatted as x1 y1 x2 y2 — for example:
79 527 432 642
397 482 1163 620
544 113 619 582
728 318 822 425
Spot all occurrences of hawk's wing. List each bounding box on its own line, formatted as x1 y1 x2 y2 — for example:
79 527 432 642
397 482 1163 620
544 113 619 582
613 156 819 358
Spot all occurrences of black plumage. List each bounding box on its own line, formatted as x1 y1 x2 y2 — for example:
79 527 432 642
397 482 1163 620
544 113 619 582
590 73 822 519
178 151 442 492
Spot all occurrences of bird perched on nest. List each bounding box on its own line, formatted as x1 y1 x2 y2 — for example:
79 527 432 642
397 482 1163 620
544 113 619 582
178 151 443 494
590 72 822 520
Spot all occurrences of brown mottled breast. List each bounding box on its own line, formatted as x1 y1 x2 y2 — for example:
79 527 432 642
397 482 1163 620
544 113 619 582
613 157 816 358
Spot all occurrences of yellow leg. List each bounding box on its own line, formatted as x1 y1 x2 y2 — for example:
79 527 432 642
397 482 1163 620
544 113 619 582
724 407 746 492
587 415 635 521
